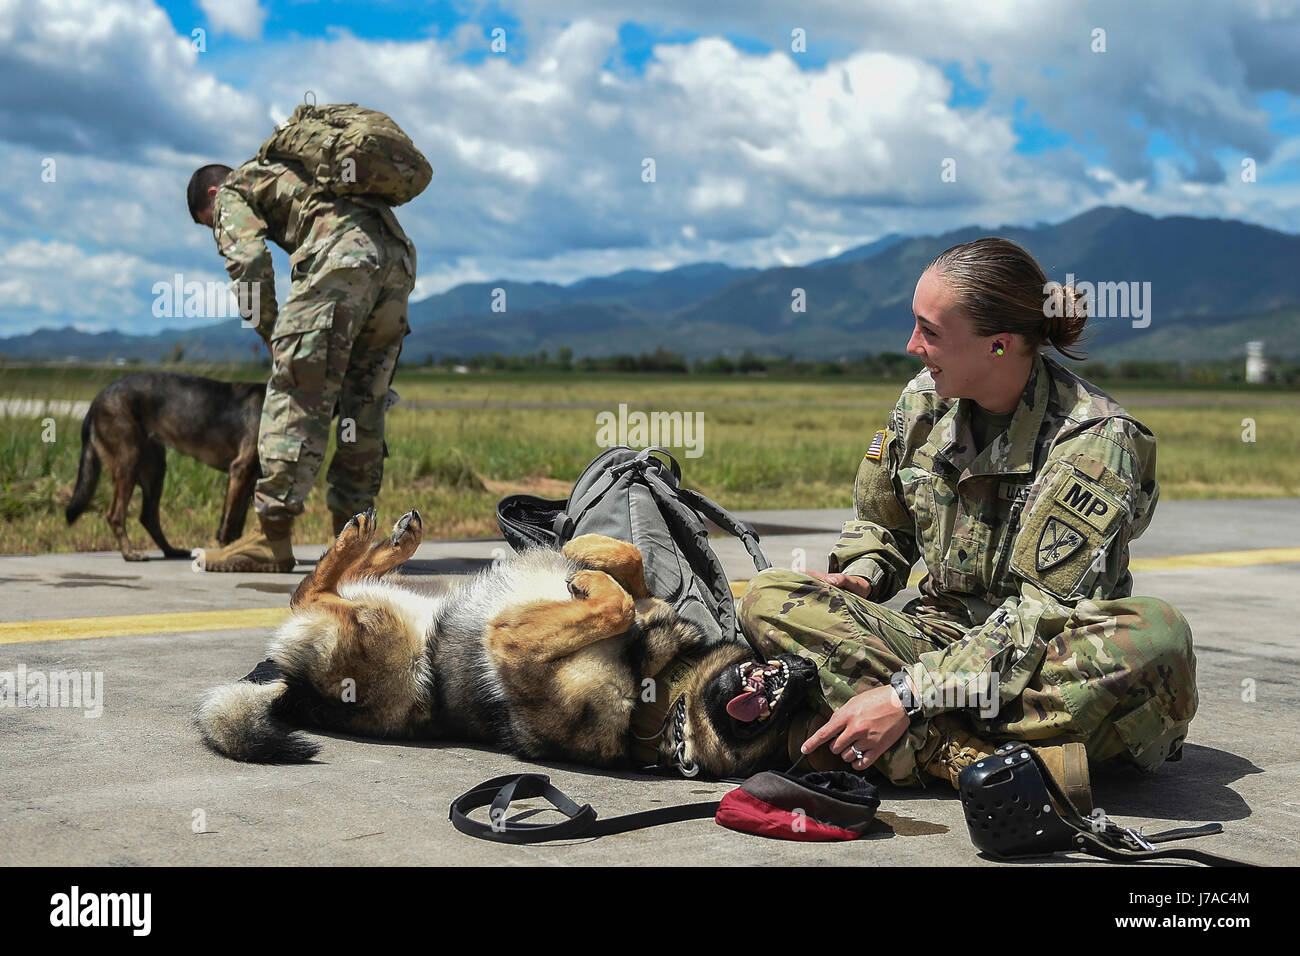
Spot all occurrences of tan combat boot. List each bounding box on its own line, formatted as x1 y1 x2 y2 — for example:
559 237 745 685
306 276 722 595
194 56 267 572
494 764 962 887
918 714 1092 813
202 513 296 573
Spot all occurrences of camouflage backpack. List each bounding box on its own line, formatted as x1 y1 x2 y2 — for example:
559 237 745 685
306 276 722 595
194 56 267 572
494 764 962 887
256 95 432 206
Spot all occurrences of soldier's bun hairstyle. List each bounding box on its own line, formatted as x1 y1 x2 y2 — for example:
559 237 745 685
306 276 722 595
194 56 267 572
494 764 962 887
926 237 1089 361
187 164 234 223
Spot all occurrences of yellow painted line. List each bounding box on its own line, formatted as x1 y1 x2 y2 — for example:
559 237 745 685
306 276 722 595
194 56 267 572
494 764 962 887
0 607 289 645
8 546 1300 646
1129 547 1300 572
730 547 1300 597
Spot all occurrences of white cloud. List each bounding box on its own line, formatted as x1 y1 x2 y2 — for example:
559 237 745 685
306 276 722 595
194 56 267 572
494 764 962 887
0 0 1297 336
0 0 263 159
509 0 1296 182
0 238 231 330
687 175 747 213
198 0 266 41
234 21 1082 278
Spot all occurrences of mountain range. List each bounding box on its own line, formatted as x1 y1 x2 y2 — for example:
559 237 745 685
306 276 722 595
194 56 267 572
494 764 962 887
4 207 1297 364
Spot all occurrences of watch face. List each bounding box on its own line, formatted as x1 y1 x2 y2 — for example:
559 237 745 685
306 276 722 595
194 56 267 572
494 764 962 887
892 674 920 715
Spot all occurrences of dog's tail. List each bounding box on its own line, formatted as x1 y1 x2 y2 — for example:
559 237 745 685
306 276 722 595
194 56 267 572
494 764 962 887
65 412 101 525
195 680 320 763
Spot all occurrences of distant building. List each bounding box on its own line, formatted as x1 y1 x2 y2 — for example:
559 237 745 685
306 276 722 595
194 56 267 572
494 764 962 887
1245 341 1271 384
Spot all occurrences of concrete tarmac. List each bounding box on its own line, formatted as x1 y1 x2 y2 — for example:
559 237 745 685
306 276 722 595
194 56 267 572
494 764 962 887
1 500 1297 866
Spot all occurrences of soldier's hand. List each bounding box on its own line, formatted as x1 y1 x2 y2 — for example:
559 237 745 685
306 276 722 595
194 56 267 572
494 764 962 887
801 684 909 771
806 570 872 599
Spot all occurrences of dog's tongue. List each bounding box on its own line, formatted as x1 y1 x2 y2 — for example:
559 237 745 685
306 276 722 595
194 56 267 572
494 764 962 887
726 690 767 722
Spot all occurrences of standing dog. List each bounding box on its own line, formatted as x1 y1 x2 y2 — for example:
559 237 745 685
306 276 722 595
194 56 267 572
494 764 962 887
197 510 817 778
65 372 265 560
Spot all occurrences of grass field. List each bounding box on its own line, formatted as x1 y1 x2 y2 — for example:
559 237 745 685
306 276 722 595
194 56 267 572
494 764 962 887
1 362 1297 556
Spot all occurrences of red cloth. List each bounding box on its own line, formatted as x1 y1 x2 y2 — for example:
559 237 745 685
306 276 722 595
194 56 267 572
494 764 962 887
715 788 862 841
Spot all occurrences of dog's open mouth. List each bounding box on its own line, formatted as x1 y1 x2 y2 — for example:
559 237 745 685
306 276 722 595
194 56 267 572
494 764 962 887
725 660 790 724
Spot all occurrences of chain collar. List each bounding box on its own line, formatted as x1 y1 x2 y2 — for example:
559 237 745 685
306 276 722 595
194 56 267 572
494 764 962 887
633 693 699 777
628 652 704 773
667 695 699 777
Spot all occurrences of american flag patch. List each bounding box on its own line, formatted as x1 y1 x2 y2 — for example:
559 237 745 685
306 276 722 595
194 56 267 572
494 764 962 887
865 429 887 461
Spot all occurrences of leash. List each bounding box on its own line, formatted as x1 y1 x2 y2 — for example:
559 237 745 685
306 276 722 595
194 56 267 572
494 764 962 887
448 772 719 844
449 767 882 845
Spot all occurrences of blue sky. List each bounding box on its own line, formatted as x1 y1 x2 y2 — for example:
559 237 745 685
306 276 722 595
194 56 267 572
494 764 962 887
161 0 481 43
1 0 1297 335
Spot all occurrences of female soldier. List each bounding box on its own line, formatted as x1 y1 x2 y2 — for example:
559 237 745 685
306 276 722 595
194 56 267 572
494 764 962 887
739 238 1197 809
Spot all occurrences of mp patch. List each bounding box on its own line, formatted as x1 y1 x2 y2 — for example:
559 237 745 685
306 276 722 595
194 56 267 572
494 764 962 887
1056 477 1121 532
1036 516 1086 571
865 429 886 461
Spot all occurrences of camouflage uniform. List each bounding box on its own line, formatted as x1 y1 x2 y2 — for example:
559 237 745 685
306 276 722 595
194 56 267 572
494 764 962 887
740 353 1197 786
212 158 416 520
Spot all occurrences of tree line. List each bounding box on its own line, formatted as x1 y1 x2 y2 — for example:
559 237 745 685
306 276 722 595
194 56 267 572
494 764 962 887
414 348 1299 384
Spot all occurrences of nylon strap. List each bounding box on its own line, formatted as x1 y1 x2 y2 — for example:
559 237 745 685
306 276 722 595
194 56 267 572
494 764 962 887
1067 827 1252 866
1020 747 1254 867
449 773 717 844
631 446 683 483
677 486 771 572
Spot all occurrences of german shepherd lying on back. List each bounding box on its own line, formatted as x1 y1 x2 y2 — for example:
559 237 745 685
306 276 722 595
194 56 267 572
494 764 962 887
66 372 264 560
197 509 817 778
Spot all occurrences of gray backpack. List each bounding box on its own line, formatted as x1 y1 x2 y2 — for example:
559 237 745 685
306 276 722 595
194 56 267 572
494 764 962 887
495 446 770 648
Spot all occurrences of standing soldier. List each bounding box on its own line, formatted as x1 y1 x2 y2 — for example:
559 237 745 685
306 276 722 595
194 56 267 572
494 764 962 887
741 238 1197 811
186 102 428 572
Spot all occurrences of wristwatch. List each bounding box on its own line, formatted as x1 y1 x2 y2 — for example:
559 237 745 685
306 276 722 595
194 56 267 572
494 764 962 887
890 671 924 722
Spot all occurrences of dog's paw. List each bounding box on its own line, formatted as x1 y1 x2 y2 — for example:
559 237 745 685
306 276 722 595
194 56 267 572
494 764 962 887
566 571 593 600
336 507 379 550
122 551 149 562
390 509 422 547
567 569 617 601
568 570 636 625
357 506 377 535
561 535 647 599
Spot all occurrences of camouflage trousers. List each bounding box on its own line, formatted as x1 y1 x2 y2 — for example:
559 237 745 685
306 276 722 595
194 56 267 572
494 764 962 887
739 569 1198 787
256 229 414 521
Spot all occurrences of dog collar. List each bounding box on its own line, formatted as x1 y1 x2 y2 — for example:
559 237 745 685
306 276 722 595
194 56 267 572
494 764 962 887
629 652 701 770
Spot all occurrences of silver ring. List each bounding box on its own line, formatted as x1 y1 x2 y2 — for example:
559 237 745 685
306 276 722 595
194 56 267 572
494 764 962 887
851 746 865 760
